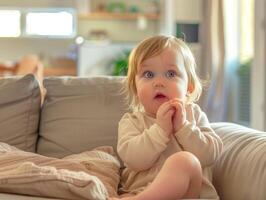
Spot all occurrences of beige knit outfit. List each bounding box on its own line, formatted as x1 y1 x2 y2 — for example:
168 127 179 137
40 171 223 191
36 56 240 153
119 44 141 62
117 103 223 199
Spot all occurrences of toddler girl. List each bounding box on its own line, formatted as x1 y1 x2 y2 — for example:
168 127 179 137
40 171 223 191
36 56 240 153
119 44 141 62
112 35 223 200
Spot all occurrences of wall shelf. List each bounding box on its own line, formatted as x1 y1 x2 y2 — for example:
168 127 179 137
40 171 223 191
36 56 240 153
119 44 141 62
44 66 76 77
78 12 160 20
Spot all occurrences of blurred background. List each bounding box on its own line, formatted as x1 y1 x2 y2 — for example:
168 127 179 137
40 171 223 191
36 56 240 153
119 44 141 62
0 0 264 131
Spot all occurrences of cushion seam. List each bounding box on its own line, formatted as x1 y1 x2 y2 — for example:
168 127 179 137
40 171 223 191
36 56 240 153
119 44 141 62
25 88 34 151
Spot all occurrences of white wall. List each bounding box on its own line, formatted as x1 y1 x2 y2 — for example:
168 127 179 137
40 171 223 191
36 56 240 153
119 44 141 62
0 38 73 61
173 0 202 23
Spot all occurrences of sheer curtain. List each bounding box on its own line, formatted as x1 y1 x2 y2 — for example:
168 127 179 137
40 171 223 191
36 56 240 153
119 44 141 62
199 0 227 122
252 0 265 130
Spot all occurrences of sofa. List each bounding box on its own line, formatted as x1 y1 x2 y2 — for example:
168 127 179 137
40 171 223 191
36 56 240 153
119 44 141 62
0 74 265 200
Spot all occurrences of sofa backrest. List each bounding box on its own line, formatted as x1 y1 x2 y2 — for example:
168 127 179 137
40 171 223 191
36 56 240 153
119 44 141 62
211 122 266 200
0 74 41 152
36 76 128 158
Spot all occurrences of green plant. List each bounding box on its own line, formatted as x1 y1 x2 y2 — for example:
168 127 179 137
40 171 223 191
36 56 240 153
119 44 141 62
107 2 126 13
112 51 130 76
237 59 252 76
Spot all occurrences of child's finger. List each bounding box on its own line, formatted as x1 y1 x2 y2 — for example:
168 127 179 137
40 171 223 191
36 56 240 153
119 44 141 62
170 98 183 103
170 101 184 110
158 101 174 115
165 108 175 120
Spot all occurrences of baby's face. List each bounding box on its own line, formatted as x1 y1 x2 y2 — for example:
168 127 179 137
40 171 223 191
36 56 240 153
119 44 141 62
135 47 189 117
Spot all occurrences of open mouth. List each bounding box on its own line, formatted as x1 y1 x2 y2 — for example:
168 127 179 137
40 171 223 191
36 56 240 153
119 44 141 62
155 94 166 98
154 93 168 100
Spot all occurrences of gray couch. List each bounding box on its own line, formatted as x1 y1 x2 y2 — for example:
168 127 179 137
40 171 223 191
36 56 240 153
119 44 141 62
0 74 265 200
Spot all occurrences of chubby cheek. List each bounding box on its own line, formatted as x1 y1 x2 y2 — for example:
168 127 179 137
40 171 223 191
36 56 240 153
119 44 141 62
169 84 187 101
136 84 151 104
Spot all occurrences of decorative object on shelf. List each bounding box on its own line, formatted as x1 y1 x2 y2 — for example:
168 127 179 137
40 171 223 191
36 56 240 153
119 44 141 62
88 29 109 41
96 3 106 12
107 2 126 13
137 15 148 30
129 5 140 13
143 0 159 14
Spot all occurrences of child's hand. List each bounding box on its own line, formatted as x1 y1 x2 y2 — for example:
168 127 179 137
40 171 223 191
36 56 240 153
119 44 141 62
170 99 187 132
156 101 175 136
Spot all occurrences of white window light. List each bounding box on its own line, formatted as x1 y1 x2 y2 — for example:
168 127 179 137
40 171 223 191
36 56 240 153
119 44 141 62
26 11 75 37
0 10 21 37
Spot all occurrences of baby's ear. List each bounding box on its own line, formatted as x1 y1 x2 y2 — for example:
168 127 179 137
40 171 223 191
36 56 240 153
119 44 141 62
187 83 194 93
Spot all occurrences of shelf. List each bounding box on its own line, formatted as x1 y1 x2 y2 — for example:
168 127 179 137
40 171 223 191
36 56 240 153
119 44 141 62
44 66 77 77
78 12 160 20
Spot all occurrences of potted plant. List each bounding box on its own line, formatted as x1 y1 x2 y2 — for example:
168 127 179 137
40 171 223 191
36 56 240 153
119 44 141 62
111 50 130 76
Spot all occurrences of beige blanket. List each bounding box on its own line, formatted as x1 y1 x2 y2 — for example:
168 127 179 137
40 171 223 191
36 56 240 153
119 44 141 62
0 143 120 200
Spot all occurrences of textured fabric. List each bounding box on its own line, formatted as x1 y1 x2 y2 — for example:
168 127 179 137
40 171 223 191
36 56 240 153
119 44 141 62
212 122 266 200
37 76 128 158
118 103 223 199
0 142 121 200
64 146 120 198
0 193 59 200
0 74 41 152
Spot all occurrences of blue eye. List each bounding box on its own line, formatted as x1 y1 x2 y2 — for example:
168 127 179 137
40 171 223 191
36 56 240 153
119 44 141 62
165 70 177 78
143 71 154 78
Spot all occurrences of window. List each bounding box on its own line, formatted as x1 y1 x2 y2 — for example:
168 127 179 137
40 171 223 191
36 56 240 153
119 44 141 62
224 0 254 126
26 10 75 38
240 0 254 62
0 10 21 37
0 8 76 38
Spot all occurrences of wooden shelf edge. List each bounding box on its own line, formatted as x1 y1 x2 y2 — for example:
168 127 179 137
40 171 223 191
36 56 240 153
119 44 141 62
78 12 160 20
44 66 77 76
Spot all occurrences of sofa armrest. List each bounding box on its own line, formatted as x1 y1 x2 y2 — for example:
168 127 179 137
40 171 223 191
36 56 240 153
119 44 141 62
211 122 266 200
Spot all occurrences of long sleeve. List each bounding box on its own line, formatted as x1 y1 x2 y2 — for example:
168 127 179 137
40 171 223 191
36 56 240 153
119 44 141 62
117 113 170 172
174 104 223 167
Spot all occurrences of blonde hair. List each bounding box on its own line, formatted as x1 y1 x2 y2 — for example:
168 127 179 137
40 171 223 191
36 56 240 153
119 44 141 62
125 35 202 110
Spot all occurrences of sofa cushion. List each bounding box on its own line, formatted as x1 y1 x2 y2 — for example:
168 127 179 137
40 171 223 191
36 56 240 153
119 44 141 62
37 76 128 158
0 193 59 200
63 146 120 198
211 122 266 200
0 74 41 152
0 142 120 200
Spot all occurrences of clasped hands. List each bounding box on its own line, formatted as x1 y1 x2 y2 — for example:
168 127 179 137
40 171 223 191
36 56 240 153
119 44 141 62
156 99 187 137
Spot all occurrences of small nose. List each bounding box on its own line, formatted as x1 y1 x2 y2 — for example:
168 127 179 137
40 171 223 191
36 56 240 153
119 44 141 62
153 76 165 88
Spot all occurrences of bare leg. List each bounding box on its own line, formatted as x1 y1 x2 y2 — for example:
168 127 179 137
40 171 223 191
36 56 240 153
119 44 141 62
111 151 202 200
16 55 46 105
